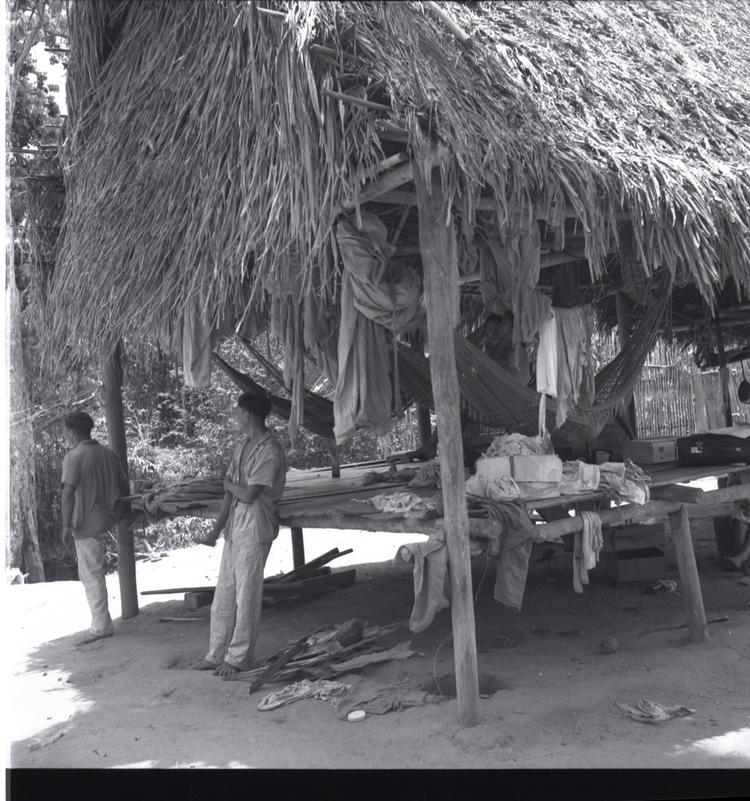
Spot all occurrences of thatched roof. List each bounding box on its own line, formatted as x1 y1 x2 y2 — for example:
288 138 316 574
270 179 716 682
49 0 750 355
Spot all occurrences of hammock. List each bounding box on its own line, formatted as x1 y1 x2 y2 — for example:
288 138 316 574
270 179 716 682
394 279 670 436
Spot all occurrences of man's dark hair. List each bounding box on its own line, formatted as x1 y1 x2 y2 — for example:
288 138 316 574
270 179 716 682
63 411 95 437
237 391 272 422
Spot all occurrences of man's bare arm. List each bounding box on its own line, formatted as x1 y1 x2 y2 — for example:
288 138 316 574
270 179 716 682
223 479 264 505
198 492 233 547
61 484 76 541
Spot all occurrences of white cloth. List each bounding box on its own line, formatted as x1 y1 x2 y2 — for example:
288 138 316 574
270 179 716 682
206 538 272 669
182 302 213 388
536 313 558 397
75 537 113 636
573 511 603 593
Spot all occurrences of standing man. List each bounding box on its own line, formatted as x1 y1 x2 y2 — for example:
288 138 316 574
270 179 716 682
61 411 129 645
193 391 287 677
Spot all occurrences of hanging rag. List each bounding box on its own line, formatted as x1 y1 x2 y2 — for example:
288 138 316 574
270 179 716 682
516 288 554 355
573 511 603 593
535 311 558 434
554 306 595 428
175 280 254 389
396 536 450 634
182 300 213 388
333 270 393 443
333 212 424 444
479 498 537 611
481 212 541 335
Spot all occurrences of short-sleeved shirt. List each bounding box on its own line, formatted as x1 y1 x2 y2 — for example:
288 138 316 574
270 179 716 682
225 432 287 543
61 440 129 540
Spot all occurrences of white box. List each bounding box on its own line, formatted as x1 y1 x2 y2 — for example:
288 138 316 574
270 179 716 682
475 456 513 481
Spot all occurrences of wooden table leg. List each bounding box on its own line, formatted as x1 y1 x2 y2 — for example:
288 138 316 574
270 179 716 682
291 527 305 569
669 506 709 643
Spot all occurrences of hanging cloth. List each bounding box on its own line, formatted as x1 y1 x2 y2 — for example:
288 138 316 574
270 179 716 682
554 306 595 428
573 511 603 593
333 212 425 444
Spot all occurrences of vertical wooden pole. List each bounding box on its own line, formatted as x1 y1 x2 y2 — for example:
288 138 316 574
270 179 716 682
291 527 306 569
713 315 734 428
416 404 433 449
102 341 138 619
719 366 733 428
615 292 638 438
415 166 480 728
691 365 709 433
669 506 708 643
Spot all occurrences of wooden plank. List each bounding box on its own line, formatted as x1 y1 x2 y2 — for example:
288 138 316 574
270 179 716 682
415 164 480 727
102 342 138 619
262 569 356 596
536 483 750 540
291 527 306 569
650 485 705 503
669 506 709 643
339 162 414 213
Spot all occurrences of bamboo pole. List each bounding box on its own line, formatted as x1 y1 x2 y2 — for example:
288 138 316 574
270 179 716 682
102 342 139 619
669 506 709 643
320 88 391 113
415 164 480 728
425 1 472 46
615 292 638 437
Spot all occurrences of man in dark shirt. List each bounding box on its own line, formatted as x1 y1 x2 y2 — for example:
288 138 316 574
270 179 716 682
61 411 129 645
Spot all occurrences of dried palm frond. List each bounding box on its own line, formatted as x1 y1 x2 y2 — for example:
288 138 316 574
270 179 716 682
46 0 750 361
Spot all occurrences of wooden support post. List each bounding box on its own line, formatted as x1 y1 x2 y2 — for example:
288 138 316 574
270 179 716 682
291 527 306 570
102 342 138 619
615 292 638 438
714 314 734 428
691 365 709 432
669 506 709 643
415 164 480 728
416 404 433 449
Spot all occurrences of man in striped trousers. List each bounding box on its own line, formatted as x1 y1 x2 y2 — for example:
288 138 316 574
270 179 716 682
192 391 287 677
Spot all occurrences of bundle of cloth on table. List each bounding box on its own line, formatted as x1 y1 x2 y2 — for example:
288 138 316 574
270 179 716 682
135 478 225 520
467 432 652 505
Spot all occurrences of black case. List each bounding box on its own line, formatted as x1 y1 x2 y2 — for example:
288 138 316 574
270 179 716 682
676 434 750 466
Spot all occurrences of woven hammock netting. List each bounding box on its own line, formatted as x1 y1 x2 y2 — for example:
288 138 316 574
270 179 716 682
394 277 671 437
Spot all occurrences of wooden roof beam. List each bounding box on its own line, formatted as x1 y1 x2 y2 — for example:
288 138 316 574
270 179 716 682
375 189 630 221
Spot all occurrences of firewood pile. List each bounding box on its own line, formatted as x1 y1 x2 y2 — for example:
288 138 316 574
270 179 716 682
222 618 417 693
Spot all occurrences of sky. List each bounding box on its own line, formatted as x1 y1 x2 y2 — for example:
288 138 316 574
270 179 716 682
32 41 67 116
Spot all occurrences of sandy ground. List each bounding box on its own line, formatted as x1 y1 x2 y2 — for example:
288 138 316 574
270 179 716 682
6 511 750 770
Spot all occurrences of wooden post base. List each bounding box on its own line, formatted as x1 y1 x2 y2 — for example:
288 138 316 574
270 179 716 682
291 526 305 569
669 506 709 643
116 519 139 619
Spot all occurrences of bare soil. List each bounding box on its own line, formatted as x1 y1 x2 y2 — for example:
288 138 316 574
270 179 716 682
7 520 750 769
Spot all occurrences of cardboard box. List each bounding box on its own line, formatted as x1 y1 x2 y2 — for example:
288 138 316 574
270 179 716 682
510 455 563 483
601 547 666 584
622 438 677 465
475 456 512 481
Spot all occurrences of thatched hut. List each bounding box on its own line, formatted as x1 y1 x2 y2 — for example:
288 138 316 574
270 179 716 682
47 0 750 724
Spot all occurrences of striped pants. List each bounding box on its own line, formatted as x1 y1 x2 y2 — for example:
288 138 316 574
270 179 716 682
75 537 114 635
206 535 272 669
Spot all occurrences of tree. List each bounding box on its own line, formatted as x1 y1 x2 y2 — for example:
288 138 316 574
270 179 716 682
6 0 67 580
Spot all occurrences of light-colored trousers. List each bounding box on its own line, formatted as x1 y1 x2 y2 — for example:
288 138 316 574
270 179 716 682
75 537 114 635
206 536 272 669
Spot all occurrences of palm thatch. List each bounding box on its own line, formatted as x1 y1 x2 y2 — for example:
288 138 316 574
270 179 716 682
48 0 750 358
